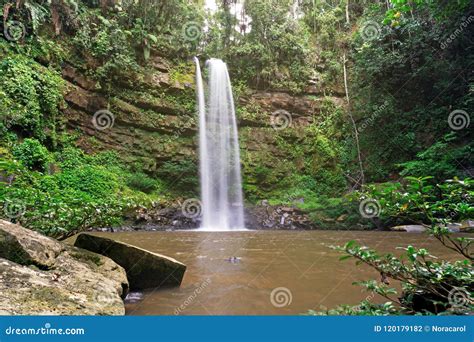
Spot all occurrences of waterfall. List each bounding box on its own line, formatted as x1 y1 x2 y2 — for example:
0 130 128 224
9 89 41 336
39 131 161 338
194 57 245 231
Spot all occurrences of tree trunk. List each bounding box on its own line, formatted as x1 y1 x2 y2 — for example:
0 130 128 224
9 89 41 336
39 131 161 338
343 53 365 187
345 0 350 25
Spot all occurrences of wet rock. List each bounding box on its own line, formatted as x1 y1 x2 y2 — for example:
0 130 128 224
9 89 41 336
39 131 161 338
62 64 98 91
132 204 200 230
390 225 426 233
446 223 462 233
245 204 313 230
75 234 186 290
0 220 129 315
460 220 474 233
125 291 144 304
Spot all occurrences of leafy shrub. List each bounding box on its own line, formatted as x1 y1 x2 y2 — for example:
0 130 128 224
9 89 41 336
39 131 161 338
126 172 158 194
0 145 149 239
319 241 473 315
0 55 64 140
399 133 473 180
317 175 474 315
72 12 139 83
12 138 51 172
350 176 474 227
1 183 137 239
54 165 119 200
157 160 199 193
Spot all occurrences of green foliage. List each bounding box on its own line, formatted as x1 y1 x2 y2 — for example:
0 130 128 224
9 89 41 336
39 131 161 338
126 172 159 194
0 55 64 140
352 177 474 229
0 144 152 239
54 165 119 199
204 0 314 92
12 138 51 172
311 300 399 316
351 1 473 181
157 160 198 194
399 133 473 180
72 11 140 84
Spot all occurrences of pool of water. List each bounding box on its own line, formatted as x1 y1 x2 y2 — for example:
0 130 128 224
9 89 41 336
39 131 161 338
89 230 459 315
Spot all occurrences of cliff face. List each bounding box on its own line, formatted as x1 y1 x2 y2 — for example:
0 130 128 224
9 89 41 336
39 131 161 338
62 53 346 200
62 56 197 174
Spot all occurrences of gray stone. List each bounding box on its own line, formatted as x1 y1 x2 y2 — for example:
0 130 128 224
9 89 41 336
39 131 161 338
460 220 474 233
0 220 129 315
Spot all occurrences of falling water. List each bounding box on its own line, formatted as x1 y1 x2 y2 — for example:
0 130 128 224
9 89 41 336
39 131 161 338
194 57 245 231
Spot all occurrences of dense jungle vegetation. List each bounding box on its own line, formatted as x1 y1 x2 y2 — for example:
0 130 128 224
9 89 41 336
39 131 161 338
0 0 472 316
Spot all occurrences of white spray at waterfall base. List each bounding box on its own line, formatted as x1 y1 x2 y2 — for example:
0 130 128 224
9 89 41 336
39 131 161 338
194 57 246 231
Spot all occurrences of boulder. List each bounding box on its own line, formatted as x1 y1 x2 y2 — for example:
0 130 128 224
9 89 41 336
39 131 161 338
460 220 474 233
0 220 128 315
390 225 426 233
74 234 186 290
446 223 462 233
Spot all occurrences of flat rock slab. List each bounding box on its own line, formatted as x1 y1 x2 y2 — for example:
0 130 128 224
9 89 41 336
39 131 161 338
74 234 186 290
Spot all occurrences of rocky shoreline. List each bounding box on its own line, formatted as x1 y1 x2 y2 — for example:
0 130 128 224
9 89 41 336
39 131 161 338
85 203 474 233
94 203 316 233
0 220 185 315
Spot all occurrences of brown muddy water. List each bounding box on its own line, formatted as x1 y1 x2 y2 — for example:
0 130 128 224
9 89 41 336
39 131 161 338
89 230 461 315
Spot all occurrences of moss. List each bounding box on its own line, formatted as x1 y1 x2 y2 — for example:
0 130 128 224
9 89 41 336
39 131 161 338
0 232 33 266
70 250 104 267
169 62 195 85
